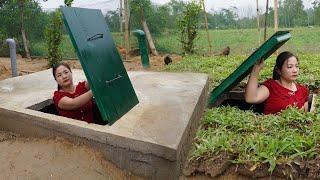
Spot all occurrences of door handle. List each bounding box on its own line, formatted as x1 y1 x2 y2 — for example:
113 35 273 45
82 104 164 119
87 33 103 41
106 74 122 84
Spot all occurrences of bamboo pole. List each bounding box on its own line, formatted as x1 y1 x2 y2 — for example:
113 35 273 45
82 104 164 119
274 0 279 32
264 0 269 41
124 0 130 60
202 0 212 55
256 0 261 46
274 0 279 55
19 0 31 59
120 0 123 47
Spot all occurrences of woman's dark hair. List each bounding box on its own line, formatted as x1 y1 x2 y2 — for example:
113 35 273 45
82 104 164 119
272 51 298 80
52 63 72 90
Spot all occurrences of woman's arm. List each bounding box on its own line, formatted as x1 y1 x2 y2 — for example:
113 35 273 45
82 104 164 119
58 90 93 110
245 60 270 104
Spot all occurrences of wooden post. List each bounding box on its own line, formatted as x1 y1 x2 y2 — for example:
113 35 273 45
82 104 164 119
124 0 130 60
19 0 31 59
263 0 269 41
274 0 279 55
202 0 212 55
120 0 123 47
256 0 261 46
274 0 279 32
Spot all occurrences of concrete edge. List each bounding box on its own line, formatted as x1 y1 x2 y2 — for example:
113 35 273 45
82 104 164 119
175 74 209 177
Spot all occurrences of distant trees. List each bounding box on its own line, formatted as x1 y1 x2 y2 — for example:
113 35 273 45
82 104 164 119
313 1 320 25
177 0 202 54
104 0 320 33
276 0 308 27
105 10 120 32
1 0 320 57
0 0 49 56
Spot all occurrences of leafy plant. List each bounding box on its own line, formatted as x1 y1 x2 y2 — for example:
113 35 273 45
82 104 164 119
190 106 319 173
177 0 202 54
45 10 63 68
64 0 73 7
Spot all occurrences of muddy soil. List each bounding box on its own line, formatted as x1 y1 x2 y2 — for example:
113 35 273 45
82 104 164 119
182 152 320 179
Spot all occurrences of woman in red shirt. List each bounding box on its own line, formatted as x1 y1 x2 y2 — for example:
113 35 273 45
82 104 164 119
245 51 309 114
52 63 94 123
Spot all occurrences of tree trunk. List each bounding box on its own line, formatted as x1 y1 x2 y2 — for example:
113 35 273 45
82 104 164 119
263 0 269 41
120 0 123 47
19 0 30 59
256 0 261 46
140 9 158 56
274 0 279 32
274 0 279 55
124 0 130 60
202 0 212 55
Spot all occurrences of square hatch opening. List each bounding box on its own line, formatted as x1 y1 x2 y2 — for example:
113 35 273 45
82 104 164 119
27 99 108 125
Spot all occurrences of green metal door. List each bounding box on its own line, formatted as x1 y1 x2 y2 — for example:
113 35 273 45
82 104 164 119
61 7 139 125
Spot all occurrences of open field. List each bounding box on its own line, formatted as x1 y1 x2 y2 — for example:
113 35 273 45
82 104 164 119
28 27 320 58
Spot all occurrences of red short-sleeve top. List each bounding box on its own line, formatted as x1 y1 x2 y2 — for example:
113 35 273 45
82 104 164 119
262 79 309 115
53 81 93 123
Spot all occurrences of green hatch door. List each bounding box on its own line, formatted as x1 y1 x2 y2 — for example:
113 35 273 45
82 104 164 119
61 7 139 125
209 31 291 106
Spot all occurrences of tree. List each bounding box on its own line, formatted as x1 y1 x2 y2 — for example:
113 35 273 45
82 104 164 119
105 10 120 32
0 0 49 56
130 0 158 55
45 10 62 67
313 0 320 25
280 0 307 27
19 0 31 59
44 0 70 67
64 0 73 7
177 0 202 54
167 0 186 28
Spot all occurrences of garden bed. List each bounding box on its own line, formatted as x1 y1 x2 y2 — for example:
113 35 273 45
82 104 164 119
164 54 320 179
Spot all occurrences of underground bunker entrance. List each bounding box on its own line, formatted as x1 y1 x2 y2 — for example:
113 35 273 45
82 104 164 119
27 99 108 125
219 90 314 113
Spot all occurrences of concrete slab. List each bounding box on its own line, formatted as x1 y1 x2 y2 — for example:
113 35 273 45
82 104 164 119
0 69 208 179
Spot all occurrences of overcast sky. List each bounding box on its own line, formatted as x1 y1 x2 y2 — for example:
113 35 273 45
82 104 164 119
39 0 315 17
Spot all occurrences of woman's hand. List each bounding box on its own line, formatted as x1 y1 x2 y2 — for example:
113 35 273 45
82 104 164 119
251 59 264 77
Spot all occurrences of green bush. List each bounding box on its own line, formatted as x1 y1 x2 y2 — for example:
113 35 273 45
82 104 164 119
45 10 63 67
0 44 10 57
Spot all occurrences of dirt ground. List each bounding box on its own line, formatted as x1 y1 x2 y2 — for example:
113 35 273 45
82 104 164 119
0 131 141 179
0 54 182 179
0 54 182 80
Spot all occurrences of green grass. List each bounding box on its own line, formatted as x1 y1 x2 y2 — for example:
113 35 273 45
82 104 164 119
192 106 319 172
28 26 320 58
156 27 320 55
163 53 320 173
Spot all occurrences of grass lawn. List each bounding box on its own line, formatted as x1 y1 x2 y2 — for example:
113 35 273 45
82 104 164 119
29 26 320 58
